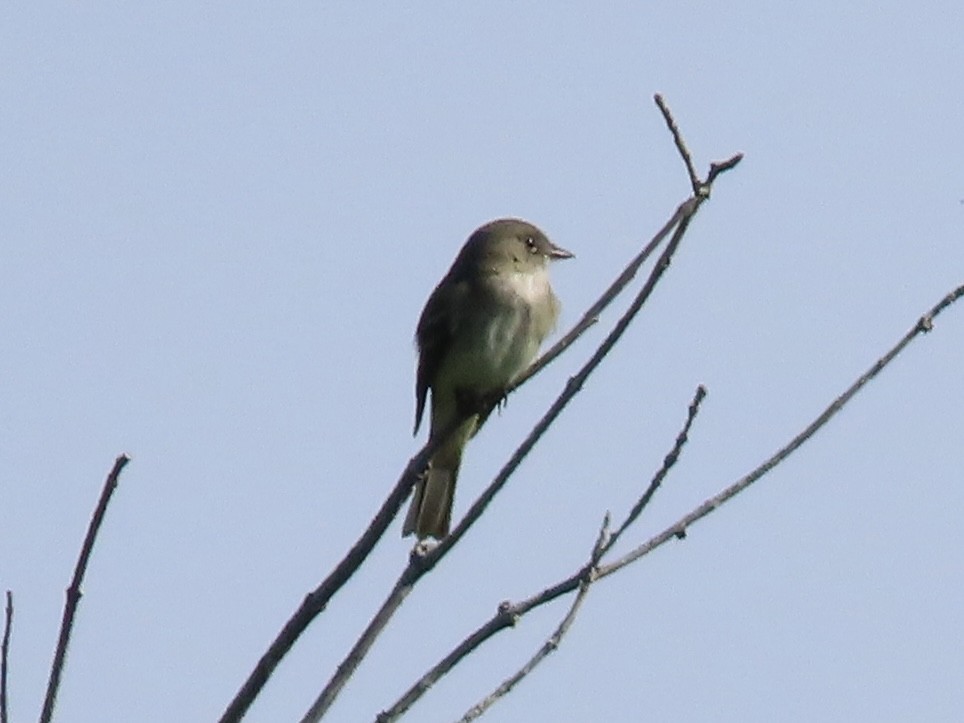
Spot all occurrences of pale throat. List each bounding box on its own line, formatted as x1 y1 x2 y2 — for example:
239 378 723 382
501 265 551 303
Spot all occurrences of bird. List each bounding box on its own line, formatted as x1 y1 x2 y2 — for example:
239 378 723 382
403 218 573 539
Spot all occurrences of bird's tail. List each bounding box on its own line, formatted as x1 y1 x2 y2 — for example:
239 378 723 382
403 466 456 540
403 420 473 539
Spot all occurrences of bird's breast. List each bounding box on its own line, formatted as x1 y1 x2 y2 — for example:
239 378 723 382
433 269 558 394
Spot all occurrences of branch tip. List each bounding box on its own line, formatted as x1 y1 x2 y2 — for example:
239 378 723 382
653 94 701 193
40 455 129 723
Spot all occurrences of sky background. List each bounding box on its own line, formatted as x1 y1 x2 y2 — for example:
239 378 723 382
2 3 963 722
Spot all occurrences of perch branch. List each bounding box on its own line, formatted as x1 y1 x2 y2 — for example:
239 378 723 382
380 282 963 720
377 385 706 721
458 517 611 722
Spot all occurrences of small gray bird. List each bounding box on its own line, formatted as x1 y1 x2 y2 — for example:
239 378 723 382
403 218 573 539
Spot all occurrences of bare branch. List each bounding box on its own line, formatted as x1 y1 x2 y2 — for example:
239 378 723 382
515 203 686 387
521 98 740 389
707 153 744 185
301 564 418 723
217 438 445 723
655 93 701 195
608 384 708 548
598 283 964 578
300 572 415 722
458 517 610 722
376 386 707 721
40 454 130 723
219 350 582 721
437 199 703 558
226 95 741 722
1 591 12 723
378 282 964 718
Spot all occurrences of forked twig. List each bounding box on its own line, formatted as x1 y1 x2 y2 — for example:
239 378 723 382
597 284 964 578
381 283 963 720
609 385 707 547
377 385 707 722
449 389 705 722
457 517 611 722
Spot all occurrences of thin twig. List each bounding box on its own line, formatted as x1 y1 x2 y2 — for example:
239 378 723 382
381 282 963 720
597 283 964 578
655 93 701 195
515 202 688 388
435 199 700 558
218 438 445 723
458 517 611 722
520 94 742 388
40 454 130 723
376 385 707 722
607 385 707 549
1 591 12 723
707 153 744 185
299 574 414 722
417 368 736 723
220 377 570 723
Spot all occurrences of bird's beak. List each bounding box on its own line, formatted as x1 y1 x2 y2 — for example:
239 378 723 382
549 243 574 260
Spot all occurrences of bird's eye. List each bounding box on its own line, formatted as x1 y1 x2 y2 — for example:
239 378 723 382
525 236 538 253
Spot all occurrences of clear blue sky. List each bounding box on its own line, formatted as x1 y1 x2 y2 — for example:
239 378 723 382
2 4 962 722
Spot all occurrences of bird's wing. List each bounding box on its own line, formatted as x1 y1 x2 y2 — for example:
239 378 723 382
413 276 470 435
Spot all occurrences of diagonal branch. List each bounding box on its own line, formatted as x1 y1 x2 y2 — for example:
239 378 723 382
607 384 707 549
457 517 611 722
217 438 445 723
40 454 130 723
516 201 687 387
597 283 964 578
217 332 598 723
376 385 707 722
379 282 963 721
433 195 709 562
